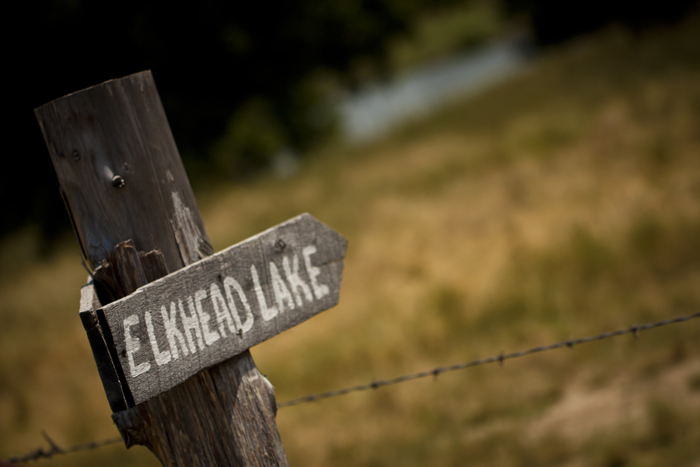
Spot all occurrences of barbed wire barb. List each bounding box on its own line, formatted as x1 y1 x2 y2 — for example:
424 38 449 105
5 434 121 465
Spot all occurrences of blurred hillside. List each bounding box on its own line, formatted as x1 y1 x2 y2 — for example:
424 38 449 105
2 4 700 467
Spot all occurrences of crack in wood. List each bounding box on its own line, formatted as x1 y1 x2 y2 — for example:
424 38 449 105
170 192 213 265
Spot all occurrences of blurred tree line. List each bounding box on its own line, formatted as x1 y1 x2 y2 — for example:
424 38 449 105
5 0 698 244
503 0 698 44
7 0 463 243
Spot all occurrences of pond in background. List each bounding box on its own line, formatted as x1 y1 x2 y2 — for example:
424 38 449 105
337 35 534 143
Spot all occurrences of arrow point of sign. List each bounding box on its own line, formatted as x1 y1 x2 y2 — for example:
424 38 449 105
299 213 348 258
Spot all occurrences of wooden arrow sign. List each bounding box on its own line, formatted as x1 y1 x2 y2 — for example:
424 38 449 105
80 213 347 408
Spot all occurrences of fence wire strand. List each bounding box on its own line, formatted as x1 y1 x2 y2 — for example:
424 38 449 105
277 311 700 406
5 432 121 464
4 310 699 464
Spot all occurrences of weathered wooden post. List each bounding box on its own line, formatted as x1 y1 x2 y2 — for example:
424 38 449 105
34 71 346 466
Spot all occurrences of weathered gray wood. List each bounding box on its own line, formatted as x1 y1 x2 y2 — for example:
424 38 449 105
93 213 346 406
36 73 212 275
35 70 291 466
80 280 129 412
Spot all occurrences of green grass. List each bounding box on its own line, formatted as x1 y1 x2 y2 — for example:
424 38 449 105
3 9 700 467
388 0 502 72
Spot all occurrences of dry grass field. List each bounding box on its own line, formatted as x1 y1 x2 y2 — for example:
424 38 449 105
2 10 700 467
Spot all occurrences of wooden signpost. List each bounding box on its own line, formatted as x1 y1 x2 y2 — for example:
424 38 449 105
35 70 347 466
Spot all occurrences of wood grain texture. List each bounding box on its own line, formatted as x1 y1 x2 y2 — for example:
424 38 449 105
97 213 346 406
35 70 290 466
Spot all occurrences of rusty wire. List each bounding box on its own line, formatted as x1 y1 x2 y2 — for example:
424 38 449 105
3 310 699 464
278 311 700 407
4 432 121 464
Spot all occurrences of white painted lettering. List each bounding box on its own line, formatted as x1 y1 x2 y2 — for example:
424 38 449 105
223 276 254 333
192 291 220 346
251 264 278 321
124 314 150 377
179 299 205 352
303 245 329 299
283 254 313 306
270 262 295 312
160 302 189 360
144 311 172 366
210 282 237 336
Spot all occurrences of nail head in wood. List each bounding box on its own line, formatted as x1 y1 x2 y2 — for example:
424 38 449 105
112 175 126 188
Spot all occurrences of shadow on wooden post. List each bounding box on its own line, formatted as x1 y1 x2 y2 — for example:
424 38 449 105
35 71 289 467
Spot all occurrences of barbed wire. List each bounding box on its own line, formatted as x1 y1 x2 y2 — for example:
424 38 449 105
278 311 700 406
4 432 121 464
4 310 699 464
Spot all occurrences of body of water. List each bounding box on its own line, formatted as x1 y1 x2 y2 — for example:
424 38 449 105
337 35 533 143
